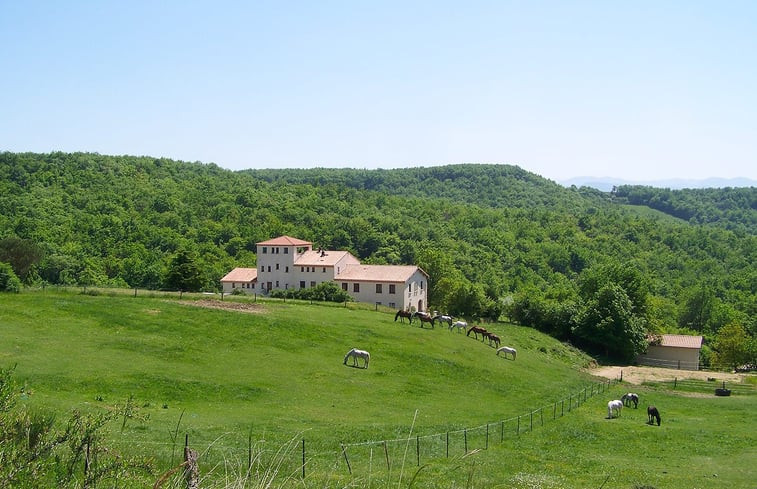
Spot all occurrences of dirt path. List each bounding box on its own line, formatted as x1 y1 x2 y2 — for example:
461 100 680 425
589 365 747 385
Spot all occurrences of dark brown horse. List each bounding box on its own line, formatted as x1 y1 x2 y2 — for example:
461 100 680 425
395 310 413 324
647 406 661 426
467 325 488 340
412 311 435 328
486 333 501 349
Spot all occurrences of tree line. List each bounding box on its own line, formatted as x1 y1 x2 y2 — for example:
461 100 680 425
0 152 754 364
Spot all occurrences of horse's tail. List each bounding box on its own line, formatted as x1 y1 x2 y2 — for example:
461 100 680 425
395 311 399 321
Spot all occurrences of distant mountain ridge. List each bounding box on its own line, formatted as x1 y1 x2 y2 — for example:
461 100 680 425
561 176 756 191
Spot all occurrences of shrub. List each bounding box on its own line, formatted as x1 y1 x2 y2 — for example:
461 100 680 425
0 262 21 292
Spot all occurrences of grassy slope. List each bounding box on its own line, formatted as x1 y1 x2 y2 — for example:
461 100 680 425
1 290 755 488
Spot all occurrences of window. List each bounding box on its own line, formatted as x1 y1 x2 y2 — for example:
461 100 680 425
301 267 304 272
376 284 382 293
284 248 288 254
420 281 424 289
300 281 306 289
260 266 263 272
262 247 267 254
408 283 412 292
389 284 396 294
310 281 316 287
275 281 279 287
322 267 326 273
342 283 348 291
276 263 279 270
285 266 289 272
353 283 360 293
389 302 396 309
232 283 236 288
267 266 271 272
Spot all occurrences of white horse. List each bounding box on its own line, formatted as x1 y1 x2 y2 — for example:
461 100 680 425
607 399 623 418
343 348 370 369
621 392 639 408
496 346 517 360
449 320 468 333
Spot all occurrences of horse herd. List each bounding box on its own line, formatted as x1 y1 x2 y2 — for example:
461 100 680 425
607 392 662 426
344 310 518 370
394 310 518 360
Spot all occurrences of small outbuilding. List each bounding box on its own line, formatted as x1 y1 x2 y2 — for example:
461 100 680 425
220 267 258 295
636 334 703 371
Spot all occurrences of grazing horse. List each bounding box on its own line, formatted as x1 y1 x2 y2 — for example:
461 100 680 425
467 325 488 340
486 333 501 349
343 348 370 369
496 346 517 360
647 406 661 426
621 392 639 408
432 314 453 326
607 400 623 419
449 320 468 333
412 311 435 328
395 310 413 324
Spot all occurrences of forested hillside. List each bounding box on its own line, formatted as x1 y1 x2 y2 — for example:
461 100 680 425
612 184 757 234
1 152 755 363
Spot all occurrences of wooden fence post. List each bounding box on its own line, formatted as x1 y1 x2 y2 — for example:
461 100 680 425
301 438 306 479
416 435 420 466
184 435 199 489
464 429 468 453
445 433 449 458
486 424 489 449
384 440 391 470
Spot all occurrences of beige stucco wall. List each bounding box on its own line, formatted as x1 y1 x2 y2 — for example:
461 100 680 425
636 345 701 370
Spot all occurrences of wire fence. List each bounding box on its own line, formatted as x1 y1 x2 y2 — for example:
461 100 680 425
109 377 621 484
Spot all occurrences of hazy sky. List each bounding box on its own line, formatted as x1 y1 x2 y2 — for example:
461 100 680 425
2 1 755 182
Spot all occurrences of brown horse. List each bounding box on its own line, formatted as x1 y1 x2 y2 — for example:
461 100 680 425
395 310 413 324
412 311 435 328
486 333 501 349
467 325 488 340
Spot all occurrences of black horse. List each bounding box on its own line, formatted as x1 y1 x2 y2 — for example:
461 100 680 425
647 406 661 426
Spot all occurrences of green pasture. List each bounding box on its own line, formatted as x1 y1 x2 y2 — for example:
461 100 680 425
1 290 754 488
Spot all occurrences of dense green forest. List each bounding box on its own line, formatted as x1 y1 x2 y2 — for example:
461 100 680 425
1 152 755 364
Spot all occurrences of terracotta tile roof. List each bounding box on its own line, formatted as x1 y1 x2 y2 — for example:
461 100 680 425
335 265 424 283
658 334 703 349
295 250 358 267
220 268 258 282
257 235 312 246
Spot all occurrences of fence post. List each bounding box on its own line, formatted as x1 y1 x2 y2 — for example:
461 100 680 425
340 444 351 475
500 420 504 442
446 432 449 458
486 424 489 449
568 394 572 412
540 407 544 427
184 435 199 489
553 402 556 420
530 411 533 431
302 438 306 479
561 399 564 417
416 435 420 466
517 416 520 435
384 441 391 470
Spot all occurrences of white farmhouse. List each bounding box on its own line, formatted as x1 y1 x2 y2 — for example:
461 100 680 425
223 235 428 312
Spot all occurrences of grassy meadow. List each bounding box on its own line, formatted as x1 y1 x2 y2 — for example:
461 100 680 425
1 289 755 488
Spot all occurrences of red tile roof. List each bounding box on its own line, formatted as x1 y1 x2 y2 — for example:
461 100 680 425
257 235 312 246
335 264 425 283
220 268 258 282
658 334 703 349
295 250 359 267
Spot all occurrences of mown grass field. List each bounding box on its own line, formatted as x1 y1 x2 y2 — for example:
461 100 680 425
1 289 755 488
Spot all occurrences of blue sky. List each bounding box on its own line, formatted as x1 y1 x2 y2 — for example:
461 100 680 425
1 1 755 181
